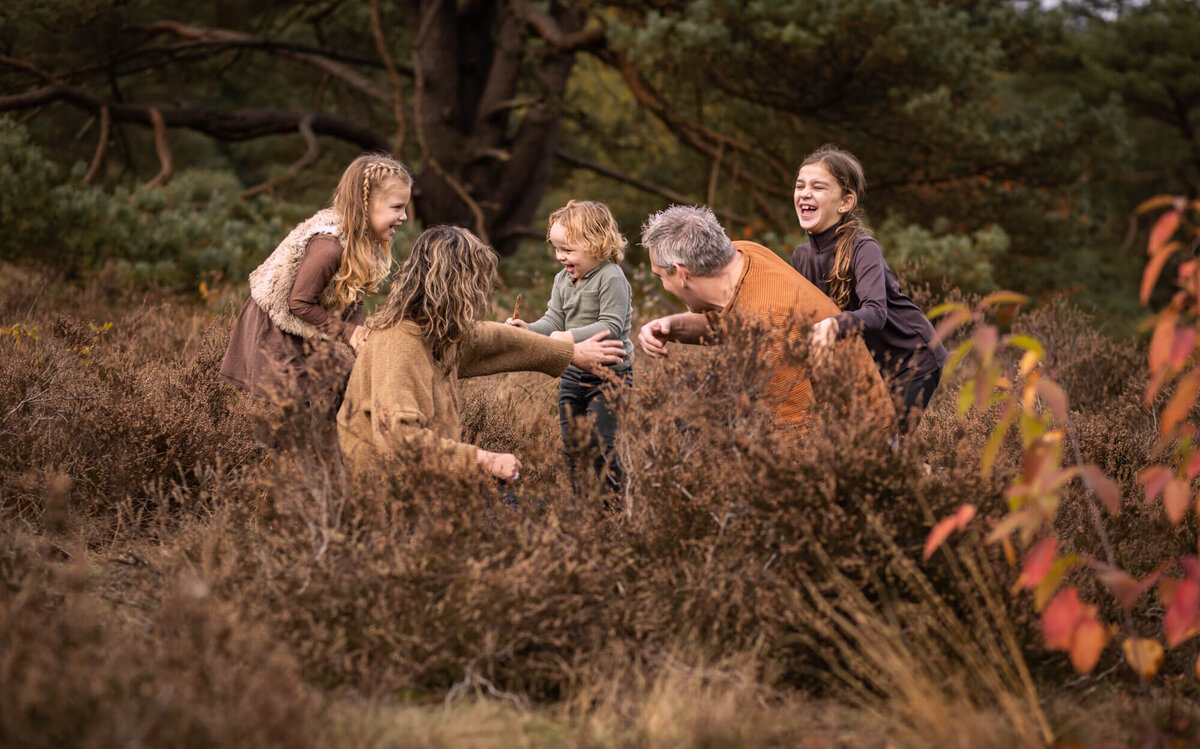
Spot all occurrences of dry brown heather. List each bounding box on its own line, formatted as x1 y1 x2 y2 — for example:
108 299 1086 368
2 264 1198 747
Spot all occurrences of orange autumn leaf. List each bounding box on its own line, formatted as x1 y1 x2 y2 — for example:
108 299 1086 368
1160 370 1200 436
1141 242 1182 304
922 503 977 560
1149 209 1182 251
1148 309 1179 379
1164 479 1191 524
1043 587 1085 649
1122 638 1164 682
1071 618 1109 674
1164 577 1200 647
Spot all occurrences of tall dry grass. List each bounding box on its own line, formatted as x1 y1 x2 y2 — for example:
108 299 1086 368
2 263 1195 746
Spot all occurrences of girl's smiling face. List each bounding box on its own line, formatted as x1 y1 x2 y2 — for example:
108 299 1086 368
369 178 412 243
794 162 856 234
549 221 602 281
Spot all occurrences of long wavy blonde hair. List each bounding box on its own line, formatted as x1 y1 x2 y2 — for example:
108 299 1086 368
547 199 627 262
799 145 868 311
368 226 497 372
324 153 413 308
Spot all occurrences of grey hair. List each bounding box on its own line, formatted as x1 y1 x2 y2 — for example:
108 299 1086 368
640 204 735 277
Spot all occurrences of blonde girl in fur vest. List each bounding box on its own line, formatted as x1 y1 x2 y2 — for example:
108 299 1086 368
220 153 413 405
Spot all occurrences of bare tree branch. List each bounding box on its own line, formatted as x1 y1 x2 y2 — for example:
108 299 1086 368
0 84 390 151
0 55 57 84
598 51 792 199
242 113 321 198
137 20 397 105
83 105 111 184
510 0 606 51
369 0 407 154
145 107 174 188
131 20 401 73
555 149 756 227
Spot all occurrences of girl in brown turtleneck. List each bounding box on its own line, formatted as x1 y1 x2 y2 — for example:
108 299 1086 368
789 144 946 433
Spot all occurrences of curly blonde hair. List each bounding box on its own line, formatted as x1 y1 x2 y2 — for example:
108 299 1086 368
547 200 627 263
368 226 497 372
324 153 413 308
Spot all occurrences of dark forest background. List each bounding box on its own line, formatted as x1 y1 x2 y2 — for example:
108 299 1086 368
2 0 1196 329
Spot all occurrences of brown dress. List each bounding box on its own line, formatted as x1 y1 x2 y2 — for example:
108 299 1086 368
219 235 364 403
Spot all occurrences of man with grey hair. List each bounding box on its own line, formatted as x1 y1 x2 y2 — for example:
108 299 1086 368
639 204 894 430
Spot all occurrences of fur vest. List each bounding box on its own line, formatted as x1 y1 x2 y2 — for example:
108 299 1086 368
249 208 348 340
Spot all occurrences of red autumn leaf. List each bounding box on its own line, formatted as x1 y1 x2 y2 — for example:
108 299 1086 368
1164 478 1191 524
1164 577 1200 647
1171 327 1197 370
1043 587 1085 650
1078 465 1121 515
922 503 977 560
1149 210 1182 251
1070 616 1109 674
972 324 999 361
1015 537 1058 590
1182 557 1200 579
1091 561 1164 610
1140 466 1174 504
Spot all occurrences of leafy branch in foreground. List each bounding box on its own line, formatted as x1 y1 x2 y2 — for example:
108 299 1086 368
923 196 1200 683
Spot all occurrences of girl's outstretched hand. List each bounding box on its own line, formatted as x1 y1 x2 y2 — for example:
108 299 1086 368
571 331 625 374
505 318 529 328
478 449 521 481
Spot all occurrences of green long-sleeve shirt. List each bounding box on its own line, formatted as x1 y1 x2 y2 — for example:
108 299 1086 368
526 261 634 373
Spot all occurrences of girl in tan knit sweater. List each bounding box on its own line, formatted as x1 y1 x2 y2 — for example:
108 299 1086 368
337 226 626 480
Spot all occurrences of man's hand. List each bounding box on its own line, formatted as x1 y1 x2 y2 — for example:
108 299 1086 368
571 331 626 374
811 317 838 349
505 317 529 329
478 449 522 481
638 317 673 359
349 325 371 354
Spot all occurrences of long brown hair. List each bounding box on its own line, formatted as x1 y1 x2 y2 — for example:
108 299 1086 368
325 153 413 308
368 226 497 371
799 144 868 310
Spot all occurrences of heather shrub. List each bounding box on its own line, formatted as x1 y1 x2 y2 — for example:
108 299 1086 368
0 117 283 287
224 315 1030 702
0 525 317 749
0 302 257 538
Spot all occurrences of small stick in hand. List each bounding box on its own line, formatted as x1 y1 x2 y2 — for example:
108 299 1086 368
511 293 523 321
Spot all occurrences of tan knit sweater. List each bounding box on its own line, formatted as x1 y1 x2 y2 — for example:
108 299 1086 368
337 320 574 474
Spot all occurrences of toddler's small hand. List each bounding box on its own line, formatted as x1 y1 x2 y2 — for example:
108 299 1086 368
505 318 528 328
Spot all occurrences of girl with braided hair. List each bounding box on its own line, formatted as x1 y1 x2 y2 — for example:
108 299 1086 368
790 145 946 433
220 153 413 404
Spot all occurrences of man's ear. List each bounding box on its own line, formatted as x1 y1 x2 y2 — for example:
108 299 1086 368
674 263 690 285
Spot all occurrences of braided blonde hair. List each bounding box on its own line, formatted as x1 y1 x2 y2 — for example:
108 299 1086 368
325 153 414 308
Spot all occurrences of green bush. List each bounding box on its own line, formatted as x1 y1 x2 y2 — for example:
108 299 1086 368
0 117 284 288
